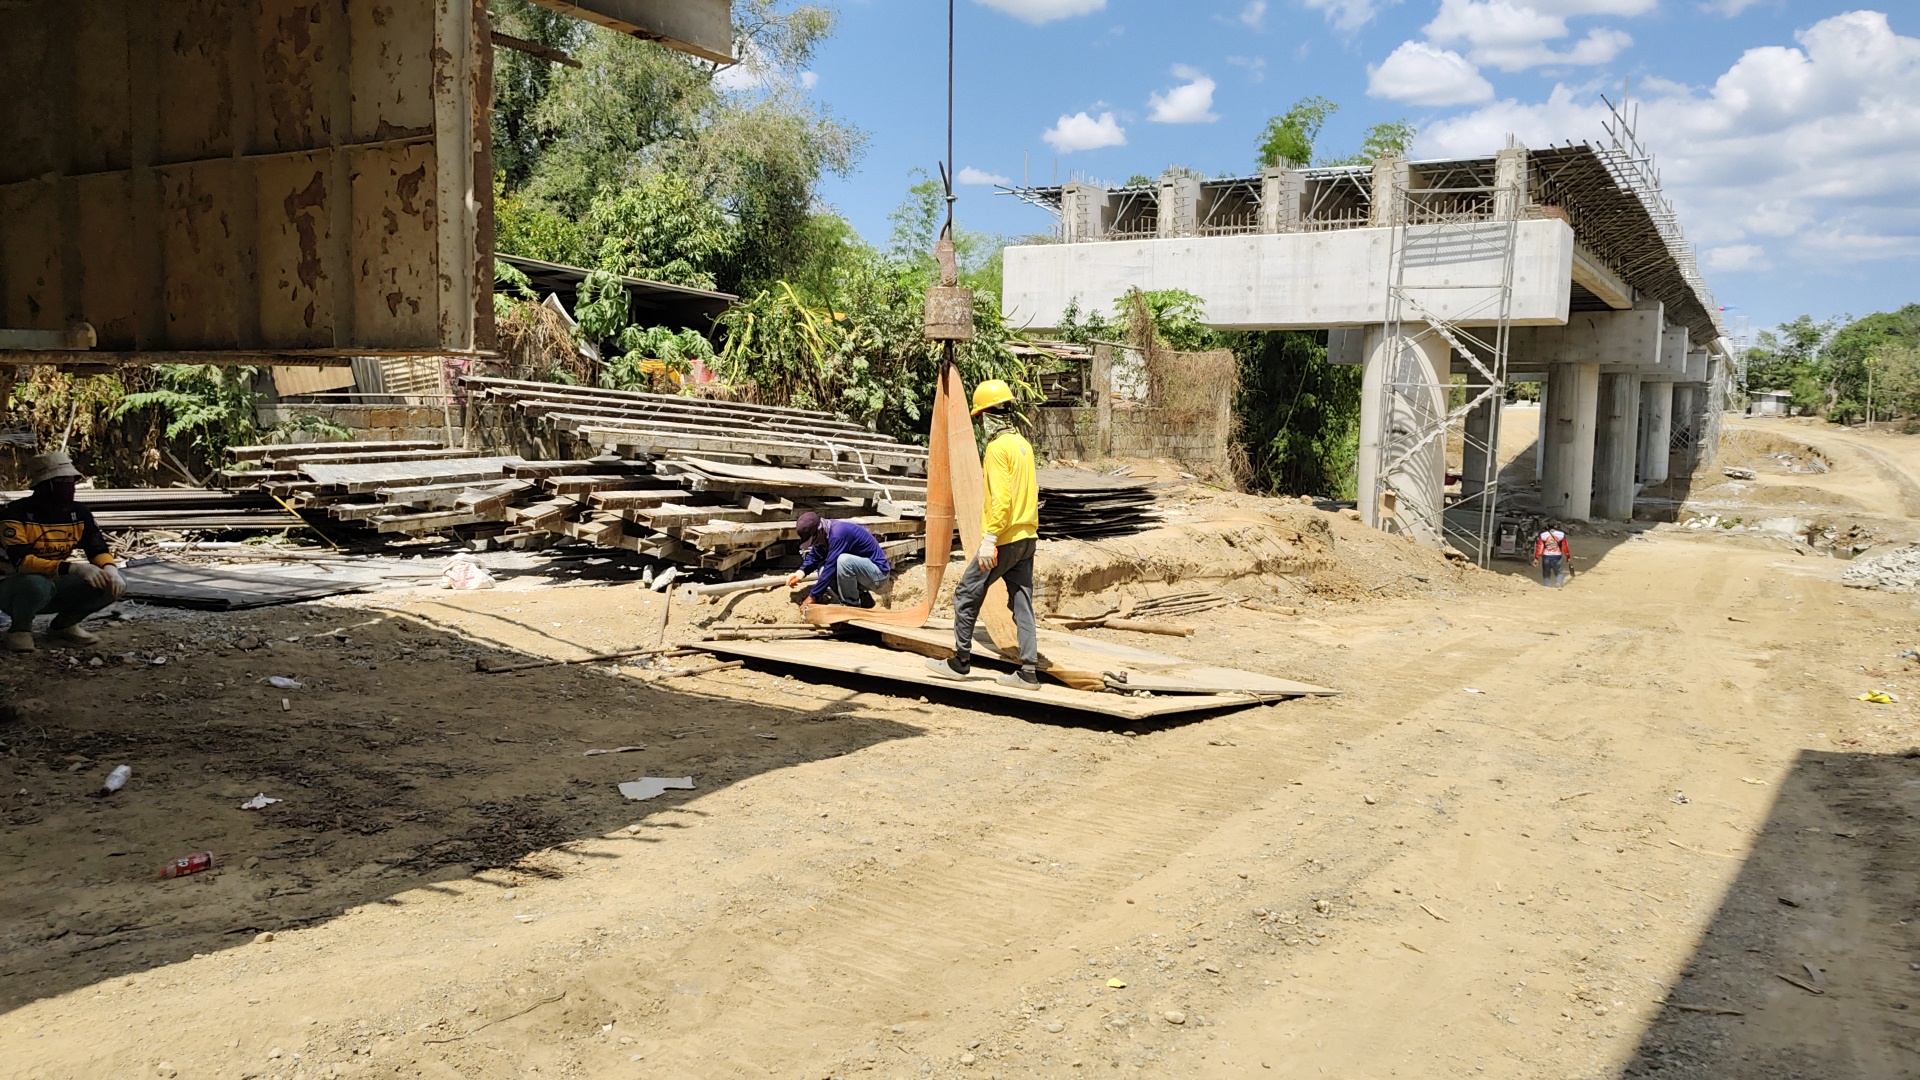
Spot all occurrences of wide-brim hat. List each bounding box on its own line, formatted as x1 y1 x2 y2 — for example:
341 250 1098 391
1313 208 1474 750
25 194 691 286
26 451 82 487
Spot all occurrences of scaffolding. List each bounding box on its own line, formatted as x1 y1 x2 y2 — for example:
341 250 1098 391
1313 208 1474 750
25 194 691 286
1368 151 1525 566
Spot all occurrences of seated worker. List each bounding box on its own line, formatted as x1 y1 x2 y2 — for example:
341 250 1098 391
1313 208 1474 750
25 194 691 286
786 511 892 609
1 452 125 651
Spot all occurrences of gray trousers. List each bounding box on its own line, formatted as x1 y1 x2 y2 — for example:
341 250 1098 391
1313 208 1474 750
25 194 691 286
950 537 1037 672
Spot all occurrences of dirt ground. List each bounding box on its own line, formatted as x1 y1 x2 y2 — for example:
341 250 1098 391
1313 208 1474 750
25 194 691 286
4 417 1920 1080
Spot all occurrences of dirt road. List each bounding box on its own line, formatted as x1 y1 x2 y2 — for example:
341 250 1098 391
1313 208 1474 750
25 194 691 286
6 434 1920 1079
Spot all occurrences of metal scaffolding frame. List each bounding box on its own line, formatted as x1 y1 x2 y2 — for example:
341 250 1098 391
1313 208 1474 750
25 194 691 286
1368 154 1525 566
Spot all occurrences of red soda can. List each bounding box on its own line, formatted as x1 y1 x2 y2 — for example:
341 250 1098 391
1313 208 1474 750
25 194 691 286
158 851 216 880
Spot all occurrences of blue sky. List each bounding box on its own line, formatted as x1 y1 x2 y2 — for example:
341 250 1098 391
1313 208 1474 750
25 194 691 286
789 2 1920 339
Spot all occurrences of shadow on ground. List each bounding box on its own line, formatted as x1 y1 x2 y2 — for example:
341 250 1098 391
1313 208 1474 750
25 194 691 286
0 605 923 1013
1617 749 1920 1078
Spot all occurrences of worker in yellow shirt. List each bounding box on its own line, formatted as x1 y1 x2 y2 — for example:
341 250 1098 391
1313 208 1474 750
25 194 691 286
927 379 1041 690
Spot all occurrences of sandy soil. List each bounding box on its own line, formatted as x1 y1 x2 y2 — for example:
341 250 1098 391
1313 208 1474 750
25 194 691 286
4 424 1920 1080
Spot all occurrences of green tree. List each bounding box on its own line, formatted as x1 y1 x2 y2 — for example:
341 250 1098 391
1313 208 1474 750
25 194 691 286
1744 315 1834 414
1235 332 1362 498
1256 96 1337 169
488 0 586 192
497 1 861 298
1825 304 1920 422
1321 120 1417 166
588 172 737 289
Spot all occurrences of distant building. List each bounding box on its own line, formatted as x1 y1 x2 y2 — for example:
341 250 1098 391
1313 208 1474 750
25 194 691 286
1750 390 1793 417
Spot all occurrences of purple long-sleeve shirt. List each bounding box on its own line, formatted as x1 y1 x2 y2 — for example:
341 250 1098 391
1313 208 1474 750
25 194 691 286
797 518 892 602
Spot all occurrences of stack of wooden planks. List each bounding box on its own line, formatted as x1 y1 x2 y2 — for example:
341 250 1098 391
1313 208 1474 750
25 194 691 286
1036 468 1160 540
213 387 933 577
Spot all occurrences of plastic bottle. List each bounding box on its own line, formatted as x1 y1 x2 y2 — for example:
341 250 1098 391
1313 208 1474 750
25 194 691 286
100 765 131 796
158 851 216 880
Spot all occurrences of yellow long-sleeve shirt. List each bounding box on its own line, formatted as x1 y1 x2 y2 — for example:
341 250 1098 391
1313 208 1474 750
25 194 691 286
982 429 1039 545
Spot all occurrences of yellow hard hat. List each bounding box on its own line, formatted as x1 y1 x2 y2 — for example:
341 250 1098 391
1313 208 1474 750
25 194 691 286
970 378 1015 416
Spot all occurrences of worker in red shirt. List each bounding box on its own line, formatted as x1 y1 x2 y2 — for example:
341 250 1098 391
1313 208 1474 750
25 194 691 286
1533 523 1571 588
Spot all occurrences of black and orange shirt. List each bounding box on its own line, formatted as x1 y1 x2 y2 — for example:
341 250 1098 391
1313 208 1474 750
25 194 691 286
1 493 117 576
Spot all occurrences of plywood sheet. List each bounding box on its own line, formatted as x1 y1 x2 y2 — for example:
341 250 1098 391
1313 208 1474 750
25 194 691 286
846 619 1338 698
700 637 1302 720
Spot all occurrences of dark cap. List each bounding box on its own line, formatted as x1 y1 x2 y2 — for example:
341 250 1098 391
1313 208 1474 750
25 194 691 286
796 511 823 547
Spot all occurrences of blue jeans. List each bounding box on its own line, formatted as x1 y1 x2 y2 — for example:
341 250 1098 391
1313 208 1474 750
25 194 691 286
833 554 887 605
1540 554 1566 588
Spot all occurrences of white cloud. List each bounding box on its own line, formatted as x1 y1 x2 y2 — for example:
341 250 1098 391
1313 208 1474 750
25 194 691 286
1044 111 1128 152
973 0 1106 24
1240 2 1268 29
1704 0 1765 14
799 71 819 89
1424 0 1644 71
1149 66 1220 124
1227 54 1269 83
1368 41 1496 105
1301 0 1397 33
1420 11 1920 277
1706 244 1770 272
958 166 1012 186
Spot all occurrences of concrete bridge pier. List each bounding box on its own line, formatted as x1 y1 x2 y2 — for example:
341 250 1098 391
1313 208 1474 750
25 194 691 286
1593 373 1642 521
1460 365 1497 502
1639 380 1674 485
1358 325 1450 542
1540 362 1600 521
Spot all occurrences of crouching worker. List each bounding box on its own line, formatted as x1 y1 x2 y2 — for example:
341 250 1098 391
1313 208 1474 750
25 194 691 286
1 452 125 652
787 511 892 610
926 379 1042 691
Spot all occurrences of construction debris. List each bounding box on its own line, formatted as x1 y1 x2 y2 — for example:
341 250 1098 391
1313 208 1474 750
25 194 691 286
1843 546 1920 593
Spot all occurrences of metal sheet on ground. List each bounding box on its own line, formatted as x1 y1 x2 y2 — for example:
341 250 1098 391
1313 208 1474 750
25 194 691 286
698 637 1310 719
124 561 377 610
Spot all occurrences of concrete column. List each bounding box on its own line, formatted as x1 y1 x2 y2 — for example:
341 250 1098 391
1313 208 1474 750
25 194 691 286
1540 362 1599 521
1369 156 1409 227
1638 380 1673 484
1535 376 1547 481
1091 345 1113 458
1671 383 1698 477
1461 364 1496 502
1157 171 1200 238
1358 325 1449 543
1593 373 1641 521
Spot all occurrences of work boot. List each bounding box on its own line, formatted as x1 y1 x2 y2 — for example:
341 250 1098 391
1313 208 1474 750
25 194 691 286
858 592 877 610
6 632 35 653
997 669 1042 692
49 624 99 646
924 656 969 681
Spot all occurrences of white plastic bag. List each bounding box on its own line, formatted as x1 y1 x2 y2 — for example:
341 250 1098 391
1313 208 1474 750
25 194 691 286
439 553 497 591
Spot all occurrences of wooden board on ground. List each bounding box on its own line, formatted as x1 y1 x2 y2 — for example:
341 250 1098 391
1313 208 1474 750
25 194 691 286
698 637 1313 719
298 456 525 494
842 619 1337 697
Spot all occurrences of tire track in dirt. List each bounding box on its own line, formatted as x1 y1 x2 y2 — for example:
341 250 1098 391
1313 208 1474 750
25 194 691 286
606 608 1585 1078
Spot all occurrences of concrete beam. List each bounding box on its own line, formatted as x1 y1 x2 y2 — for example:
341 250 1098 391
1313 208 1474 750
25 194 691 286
530 0 734 62
1593 373 1640 521
1003 219 1577 331
1509 302 1663 371
1541 362 1599 522
1571 243 1632 310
